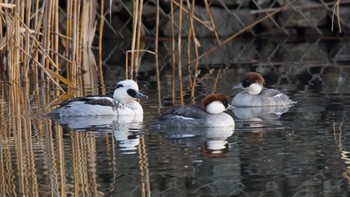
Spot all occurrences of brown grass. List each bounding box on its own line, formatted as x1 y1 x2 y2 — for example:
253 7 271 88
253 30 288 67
0 0 101 114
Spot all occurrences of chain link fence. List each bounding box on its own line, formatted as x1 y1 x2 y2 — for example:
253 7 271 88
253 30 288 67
99 0 350 67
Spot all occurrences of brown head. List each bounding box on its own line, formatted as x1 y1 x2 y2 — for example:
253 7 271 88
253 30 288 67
238 72 265 95
241 72 265 88
202 93 231 114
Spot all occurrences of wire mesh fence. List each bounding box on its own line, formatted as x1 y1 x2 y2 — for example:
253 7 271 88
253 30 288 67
107 0 347 38
100 0 349 68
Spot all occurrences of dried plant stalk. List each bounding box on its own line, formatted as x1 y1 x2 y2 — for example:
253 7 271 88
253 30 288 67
332 0 342 33
170 0 176 104
99 0 106 95
155 0 162 109
187 0 200 103
204 0 221 46
0 0 100 114
177 0 184 106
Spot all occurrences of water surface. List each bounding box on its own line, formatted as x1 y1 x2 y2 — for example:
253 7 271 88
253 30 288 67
2 48 350 196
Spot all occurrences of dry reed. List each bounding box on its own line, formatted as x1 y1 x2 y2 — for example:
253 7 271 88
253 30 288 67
0 0 103 115
177 0 184 105
332 0 342 33
155 0 162 109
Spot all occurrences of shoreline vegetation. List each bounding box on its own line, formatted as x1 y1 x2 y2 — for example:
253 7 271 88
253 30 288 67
0 0 345 113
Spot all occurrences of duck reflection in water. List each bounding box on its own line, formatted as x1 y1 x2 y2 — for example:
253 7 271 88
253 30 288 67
232 106 291 121
232 106 293 141
203 127 234 158
51 115 143 154
231 106 291 134
155 127 235 158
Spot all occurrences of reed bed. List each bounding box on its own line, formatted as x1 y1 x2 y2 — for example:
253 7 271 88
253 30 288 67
0 0 102 107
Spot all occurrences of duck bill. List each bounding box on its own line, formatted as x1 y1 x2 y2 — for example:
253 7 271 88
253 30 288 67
226 104 235 110
232 83 243 89
135 92 148 99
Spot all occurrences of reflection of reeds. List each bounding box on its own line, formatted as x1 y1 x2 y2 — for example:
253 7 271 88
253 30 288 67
71 132 100 196
0 116 57 196
333 122 350 186
0 113 117 196
138 136 151 197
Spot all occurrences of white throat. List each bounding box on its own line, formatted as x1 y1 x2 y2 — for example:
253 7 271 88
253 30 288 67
113 88 135 104
205 101 226 114
245 83 263 95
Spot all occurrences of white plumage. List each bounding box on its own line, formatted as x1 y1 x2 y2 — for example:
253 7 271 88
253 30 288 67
50 80 148 117
232 72 296 107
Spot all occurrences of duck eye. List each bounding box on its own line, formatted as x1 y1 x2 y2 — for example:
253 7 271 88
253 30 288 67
242 79 251 88
223 101 228 108
127 89 137 97
116 84 123 89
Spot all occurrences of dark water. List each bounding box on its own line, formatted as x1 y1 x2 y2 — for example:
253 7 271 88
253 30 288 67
2 48 350 196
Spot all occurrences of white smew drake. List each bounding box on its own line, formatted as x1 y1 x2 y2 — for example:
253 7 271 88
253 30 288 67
50 80 148 117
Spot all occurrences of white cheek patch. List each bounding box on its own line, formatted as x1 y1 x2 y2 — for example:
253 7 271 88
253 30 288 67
246 83 263 95
206 101 225 114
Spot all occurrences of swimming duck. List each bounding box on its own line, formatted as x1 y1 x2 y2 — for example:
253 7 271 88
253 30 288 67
232 72 296 107
50 80 148 117
152 93 235 128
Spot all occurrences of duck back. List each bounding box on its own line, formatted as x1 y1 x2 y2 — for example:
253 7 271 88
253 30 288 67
232 88 295 107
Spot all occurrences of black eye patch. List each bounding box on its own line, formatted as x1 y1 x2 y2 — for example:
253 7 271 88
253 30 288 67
223 101 228 108
242 79 252 88
127 89 137 97
116 84 124 89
